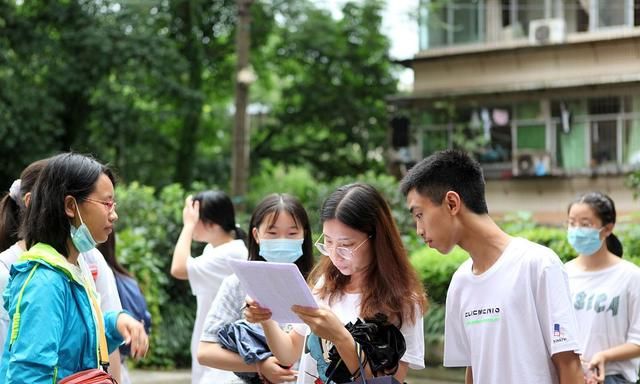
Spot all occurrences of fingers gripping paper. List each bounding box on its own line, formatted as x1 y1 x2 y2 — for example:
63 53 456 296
228 259 318 323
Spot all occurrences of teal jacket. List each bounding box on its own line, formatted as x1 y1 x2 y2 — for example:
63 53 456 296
0 243 124 383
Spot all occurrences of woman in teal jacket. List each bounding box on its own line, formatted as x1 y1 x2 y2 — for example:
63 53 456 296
0 153 148 383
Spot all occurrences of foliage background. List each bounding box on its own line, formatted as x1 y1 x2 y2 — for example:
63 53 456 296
3 0 640 370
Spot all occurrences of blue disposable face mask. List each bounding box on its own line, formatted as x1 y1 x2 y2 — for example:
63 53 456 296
70 199 97 253
258 238 304 263
567 227 603 256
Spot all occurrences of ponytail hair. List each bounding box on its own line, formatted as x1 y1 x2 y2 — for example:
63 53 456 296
0 159 49 251
569 191 623 257
0 193 20 252
606 234 623 258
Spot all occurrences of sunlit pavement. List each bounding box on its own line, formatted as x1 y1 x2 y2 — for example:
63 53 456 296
128 367 464 383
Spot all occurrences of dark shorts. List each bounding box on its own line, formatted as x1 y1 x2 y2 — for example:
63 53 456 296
604 374 633 384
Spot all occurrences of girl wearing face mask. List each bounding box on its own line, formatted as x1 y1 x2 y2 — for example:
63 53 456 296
170 190 249 384
197 193 314 383
245 183 427 384
0 153 148 383
565 192 640 384
0 158 127 381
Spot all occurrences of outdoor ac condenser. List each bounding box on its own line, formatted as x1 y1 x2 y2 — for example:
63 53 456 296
528 19 566 45
513 151 551 177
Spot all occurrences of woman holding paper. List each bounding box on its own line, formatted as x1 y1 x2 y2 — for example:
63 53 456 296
197 193 314 383
246 183 427 383
170 190 248 384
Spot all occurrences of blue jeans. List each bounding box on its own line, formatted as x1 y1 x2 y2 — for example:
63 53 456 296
604 374 633 384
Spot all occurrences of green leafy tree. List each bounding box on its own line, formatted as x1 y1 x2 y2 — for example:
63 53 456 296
252 0 397 179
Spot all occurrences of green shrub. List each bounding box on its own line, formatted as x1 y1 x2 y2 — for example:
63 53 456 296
515 226 578 263
115 182 202 368
410 246 469 305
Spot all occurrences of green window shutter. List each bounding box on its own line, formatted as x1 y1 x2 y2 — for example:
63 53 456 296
516 102 545 150
557 101 587 170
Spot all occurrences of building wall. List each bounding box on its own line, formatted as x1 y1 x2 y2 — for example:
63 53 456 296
486 175 637 224
412 32 640 98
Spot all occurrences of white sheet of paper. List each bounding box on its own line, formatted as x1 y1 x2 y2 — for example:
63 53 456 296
228 259 318 323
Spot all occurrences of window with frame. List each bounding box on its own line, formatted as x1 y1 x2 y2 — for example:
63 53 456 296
419 0 485 49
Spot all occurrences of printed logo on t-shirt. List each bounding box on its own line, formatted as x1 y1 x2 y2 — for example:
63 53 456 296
573 291 620 316
464 307 501 325
552 323 568 344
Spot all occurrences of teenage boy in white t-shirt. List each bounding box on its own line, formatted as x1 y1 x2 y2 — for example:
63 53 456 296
400 149 583 384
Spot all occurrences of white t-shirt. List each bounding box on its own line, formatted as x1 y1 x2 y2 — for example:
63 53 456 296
186 240 248 384
566 259 640 382
444 237 581 384
293 289 425 384
78 248 123 312
0 243 23 351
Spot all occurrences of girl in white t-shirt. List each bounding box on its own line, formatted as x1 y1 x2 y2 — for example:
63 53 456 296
170 190 248 384
197 193 315 383
566 192 640 384
246 183 427 384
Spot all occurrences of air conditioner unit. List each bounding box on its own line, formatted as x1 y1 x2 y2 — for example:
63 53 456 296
529 19 566 45
513 150 551 177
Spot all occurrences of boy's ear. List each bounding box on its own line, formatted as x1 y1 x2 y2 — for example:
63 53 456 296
444 191 462 215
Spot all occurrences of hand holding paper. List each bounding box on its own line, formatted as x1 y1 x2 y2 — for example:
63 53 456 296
229 259 318 323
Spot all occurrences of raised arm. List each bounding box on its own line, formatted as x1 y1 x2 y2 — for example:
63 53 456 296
171 196 198 280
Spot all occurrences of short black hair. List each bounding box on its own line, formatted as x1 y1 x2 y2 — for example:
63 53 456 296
400 149 488 214
22 153 115 257
193 190 246 243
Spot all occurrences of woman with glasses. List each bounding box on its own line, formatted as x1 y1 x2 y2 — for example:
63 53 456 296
197 193 314 383
246 183 427 383
170 190 248 384
0 158 126 381
0 153 148 383
565 192 640 384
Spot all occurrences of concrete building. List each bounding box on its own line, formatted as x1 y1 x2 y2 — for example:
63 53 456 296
391 0 640 223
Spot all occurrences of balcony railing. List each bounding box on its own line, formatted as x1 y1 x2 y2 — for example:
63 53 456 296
419 0 640 50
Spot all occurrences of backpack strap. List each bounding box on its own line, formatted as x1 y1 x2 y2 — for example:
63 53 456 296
83 277 110 370
9 264 39 349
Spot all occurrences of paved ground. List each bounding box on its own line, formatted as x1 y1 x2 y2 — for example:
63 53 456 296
128 367 465 384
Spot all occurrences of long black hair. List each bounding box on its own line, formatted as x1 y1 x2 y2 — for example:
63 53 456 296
247 194 314 278
98 233 131 277
568 191 623 257
0 159 49 251
193 190 246 243
22 153 115 258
